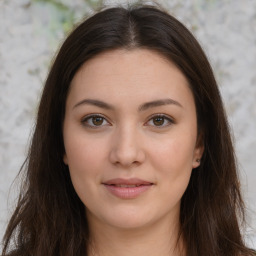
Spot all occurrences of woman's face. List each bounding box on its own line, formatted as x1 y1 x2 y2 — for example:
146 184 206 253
63 49 203 231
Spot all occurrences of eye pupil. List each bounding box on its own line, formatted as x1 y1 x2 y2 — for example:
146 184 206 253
92 116 103 126
153 117 164 126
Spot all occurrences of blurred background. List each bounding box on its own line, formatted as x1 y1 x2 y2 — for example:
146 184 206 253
0 0 255 249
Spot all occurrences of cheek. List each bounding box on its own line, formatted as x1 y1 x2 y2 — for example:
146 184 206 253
64 130 106 169
148 134 195 194
149 134 196 170
64 135 106 191
64 139 106 207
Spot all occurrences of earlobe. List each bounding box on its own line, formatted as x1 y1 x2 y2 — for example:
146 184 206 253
192 157 202 168
192 147 204 168
192 133 204 168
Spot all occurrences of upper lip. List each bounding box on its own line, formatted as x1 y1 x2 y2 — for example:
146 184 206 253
102 178 153 186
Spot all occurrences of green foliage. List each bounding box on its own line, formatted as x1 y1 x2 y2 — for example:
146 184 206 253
86 0 104 9
31 0 104 35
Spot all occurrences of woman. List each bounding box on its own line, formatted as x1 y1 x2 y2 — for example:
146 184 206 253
1 3 255 256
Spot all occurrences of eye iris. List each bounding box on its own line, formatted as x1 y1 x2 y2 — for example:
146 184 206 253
92 116 103 126
153 116 164 126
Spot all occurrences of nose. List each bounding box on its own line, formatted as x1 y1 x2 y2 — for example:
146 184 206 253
109 126 145 167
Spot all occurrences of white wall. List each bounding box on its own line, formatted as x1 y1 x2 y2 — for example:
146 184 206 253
0 0 255 249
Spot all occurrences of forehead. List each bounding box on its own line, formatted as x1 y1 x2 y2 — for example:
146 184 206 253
68 49 194 109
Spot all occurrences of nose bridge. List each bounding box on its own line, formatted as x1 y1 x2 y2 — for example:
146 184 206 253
109 123 144 166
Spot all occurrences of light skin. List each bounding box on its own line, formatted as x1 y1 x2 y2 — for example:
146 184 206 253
63 49 204 256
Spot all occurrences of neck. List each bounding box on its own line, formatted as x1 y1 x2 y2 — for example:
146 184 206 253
87 214 185 256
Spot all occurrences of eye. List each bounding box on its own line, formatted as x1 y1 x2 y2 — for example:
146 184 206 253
81 115 110 127
146 114 174 127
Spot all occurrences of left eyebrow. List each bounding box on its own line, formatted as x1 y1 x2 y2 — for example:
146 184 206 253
138 98 183 111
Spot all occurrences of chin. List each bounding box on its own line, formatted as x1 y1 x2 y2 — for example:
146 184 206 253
107 210 174 231
88 205 156 230
107 216 154 230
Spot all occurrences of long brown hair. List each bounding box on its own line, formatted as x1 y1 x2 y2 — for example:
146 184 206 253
2 4 255 256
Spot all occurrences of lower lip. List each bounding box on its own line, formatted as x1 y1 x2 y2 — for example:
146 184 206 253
103 184 152 199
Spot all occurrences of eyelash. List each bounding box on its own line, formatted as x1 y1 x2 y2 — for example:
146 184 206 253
81 114 110 128
146 114 174 127
81 114 174 128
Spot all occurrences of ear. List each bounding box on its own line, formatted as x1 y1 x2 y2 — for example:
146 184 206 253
192 133 204 169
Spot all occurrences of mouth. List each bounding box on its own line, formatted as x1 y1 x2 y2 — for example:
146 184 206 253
109 184 147 187
102 178 154 199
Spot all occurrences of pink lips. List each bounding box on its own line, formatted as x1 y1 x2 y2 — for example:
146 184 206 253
103 178 153 199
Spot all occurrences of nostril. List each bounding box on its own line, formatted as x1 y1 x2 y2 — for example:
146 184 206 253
109 147 145 166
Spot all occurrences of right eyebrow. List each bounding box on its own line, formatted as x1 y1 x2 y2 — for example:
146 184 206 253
72 99 114 110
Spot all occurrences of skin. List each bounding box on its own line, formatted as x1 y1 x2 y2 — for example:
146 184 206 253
63 49 204 256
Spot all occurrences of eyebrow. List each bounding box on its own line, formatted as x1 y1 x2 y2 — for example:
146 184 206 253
138 98 183 111
73 98 183 111
73 99 114 110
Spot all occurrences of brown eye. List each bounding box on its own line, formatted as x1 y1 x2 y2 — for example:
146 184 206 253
82 115 109 127
146 115 174 128
152 116 165 126
92 116 104 126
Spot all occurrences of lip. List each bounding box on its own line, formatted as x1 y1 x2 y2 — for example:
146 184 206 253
102 178 154 199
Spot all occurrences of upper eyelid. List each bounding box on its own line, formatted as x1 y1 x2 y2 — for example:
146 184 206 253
146 113 175 122
82 113 108 121
81 114 111 125
144 114 175 127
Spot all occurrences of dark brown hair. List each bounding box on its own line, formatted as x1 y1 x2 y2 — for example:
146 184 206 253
2 4 255 256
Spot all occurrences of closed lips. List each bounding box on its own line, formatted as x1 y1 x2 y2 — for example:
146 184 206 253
109 184 151 187
102 178 153 186
102 178 154 199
